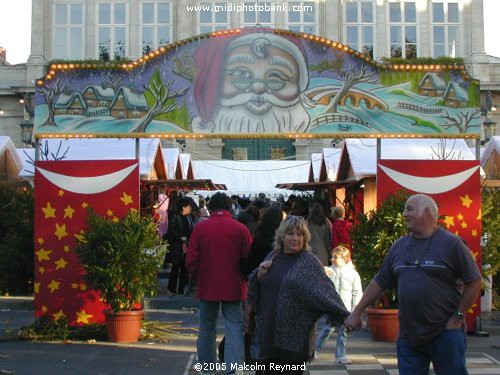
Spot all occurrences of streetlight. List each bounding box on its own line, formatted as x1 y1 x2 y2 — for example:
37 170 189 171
20 119 34 147
483 117 497 143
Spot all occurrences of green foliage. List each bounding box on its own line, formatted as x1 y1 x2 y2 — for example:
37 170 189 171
386 110 443 132
75 209 167 311
351 191 410 308
0 186 34 295
481 188 500 282
44 58 133 74
381 56 465 66
16 315 107 342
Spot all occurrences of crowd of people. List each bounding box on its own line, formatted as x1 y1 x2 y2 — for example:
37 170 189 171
159 191 480 375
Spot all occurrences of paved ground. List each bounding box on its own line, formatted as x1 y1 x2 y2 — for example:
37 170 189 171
1 294 499 375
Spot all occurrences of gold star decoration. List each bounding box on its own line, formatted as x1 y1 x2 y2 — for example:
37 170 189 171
443 216 455 229
58 189 65 197
35 248 52 262
457 213 464 221
76 310 94 324
120 192 133 206
38 267 46 274
64 205 75 219
112 216 119 223
34 282 40 294
106 209 114 217
79 283 87 291
460 194 473 208
74 230 85 242
476 209 482 220
467 303 478 314
461 221 468 229
47 280 60 293
472 229 478 237
53 309 66 320
71 283 79 289
42 202 56 219
55 257 68 270
470 251 478 261
37 237 45 245
41 306 48 313
81 202 89 208
54 223 68 240
63 245 70 252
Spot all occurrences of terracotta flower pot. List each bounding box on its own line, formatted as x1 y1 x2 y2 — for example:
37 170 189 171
366 308 399 342
104 309 144 343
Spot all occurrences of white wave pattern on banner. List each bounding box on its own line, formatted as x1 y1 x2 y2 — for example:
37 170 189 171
378 164 479 194
36 164 138 194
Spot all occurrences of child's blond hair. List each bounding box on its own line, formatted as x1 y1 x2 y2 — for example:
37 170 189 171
331 245 351 262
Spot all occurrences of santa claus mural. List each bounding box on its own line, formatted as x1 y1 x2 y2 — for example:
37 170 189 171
191 32 313 134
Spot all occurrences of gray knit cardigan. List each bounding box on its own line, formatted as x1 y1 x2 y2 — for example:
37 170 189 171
247 250 350 363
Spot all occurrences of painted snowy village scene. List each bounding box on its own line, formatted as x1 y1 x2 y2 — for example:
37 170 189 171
34 28 481 137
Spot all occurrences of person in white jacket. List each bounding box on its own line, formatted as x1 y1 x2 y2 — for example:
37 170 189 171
315 246 362 364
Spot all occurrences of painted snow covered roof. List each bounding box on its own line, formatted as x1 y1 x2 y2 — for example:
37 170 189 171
443 81 469 102
339 138 477 181
18 138 163 181
192 160 311 196
0 136 24 179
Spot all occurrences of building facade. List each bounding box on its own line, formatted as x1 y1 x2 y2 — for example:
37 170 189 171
1 0 499 157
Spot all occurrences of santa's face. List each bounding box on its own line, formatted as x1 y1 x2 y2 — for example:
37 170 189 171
221 44 301 116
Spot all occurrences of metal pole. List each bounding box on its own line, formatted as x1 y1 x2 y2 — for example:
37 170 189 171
475 138 481 161
35 139 40 161
135 138 140 160
377 138 381 160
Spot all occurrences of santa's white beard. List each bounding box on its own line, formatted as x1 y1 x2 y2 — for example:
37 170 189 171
191 95 311 134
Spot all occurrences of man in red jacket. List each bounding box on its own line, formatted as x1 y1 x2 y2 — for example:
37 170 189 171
186 192 252 374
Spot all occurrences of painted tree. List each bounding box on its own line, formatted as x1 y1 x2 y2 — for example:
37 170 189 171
323 64 378 113
39 79 63 126
430 139 464 160
439 109 481 133
101 70 125 92
132 74 188 133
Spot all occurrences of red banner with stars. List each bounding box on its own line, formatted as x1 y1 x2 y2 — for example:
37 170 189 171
377 160 481 331
34 160 139 325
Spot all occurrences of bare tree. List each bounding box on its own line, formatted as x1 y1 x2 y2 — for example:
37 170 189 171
102 71 125 92
132 79 188 133
39 79 63 126
440 110 481 133
430 138 464 160
323 64 378 113
23 141 70 175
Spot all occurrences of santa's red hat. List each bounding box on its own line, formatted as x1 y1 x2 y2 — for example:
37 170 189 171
193 30 309 126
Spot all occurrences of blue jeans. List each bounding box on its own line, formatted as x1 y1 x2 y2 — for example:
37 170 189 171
197 301 244 375
315 321 347 359
397 328 467 375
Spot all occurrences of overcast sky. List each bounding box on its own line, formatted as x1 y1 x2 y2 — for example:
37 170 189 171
0 0 499 65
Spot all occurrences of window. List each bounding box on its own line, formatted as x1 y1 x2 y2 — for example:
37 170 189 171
97 2 128 60
284 1 318 34
270 147 286 160
232 148 248 160
388 1 417 58
198 2 230 33
140 2 172 55
53 3 85 59
241 1 275 28
345 1 375 58
432 1 460 57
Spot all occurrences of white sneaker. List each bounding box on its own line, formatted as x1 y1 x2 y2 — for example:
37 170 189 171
335 357 352 365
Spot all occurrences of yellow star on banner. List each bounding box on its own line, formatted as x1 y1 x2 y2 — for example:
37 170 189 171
41 306 48 313
443 216 455 229
106 209 114 217
467 303 478 314
58 189 65 197
55 257 68 270
34 282 40 294
461 221 468 229
37 237 45 245
81 202 89 208
112 216 119 223
79 283 87 291
74 230 85 242
460 194 472 208
38 267 45 274
35 248 52 262
47 280 60 293
470 251 478 261
42 202 56 219
76 310 94 324
472 229 478 237
457 213 464 221
120 192 133 206
476 209 481 220
63 245 70 252
71 283 79 289
53 309 66 320
54 223 68 240
64 205 75 219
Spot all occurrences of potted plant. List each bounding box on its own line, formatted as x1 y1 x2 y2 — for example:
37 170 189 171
75 208 166 343
351 191 409 341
